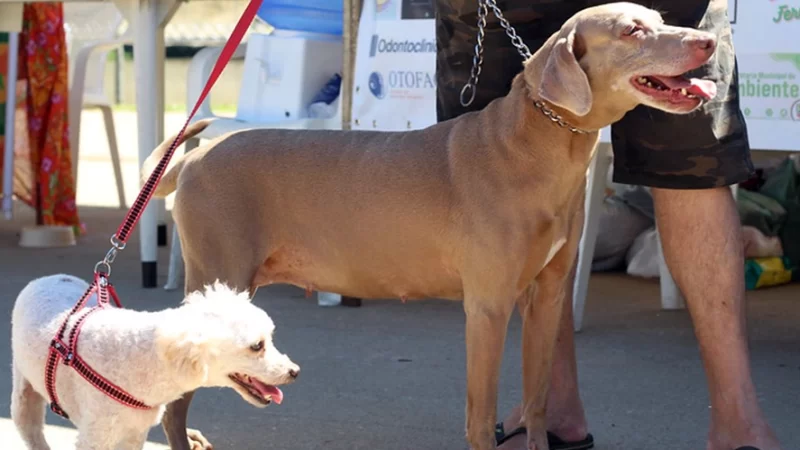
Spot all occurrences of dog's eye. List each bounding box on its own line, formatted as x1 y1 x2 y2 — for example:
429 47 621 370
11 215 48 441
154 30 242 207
622 25 644 37
250 340 265 352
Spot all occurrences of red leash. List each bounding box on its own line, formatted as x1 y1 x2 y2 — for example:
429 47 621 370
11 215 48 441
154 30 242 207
45 0 264 419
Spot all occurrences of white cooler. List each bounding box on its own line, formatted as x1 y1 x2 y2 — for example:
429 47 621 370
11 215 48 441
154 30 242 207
236 31 343 122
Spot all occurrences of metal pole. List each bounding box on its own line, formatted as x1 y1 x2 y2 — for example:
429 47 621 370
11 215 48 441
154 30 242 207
113 46 122 104
3 32 19 220
341 0 362 131
339 0 363 307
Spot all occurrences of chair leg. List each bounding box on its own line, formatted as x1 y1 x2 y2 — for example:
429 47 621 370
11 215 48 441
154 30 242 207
656 232 685 310
572 143 613 332
100 105 126 209
654 184 738 310
164 223 184 291
164 137 199 291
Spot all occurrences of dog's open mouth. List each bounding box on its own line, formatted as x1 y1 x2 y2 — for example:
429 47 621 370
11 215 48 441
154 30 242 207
631 75 717 105
229 373 284 405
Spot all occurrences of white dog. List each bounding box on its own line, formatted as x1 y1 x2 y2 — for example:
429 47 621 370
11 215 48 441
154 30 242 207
11 274 299 450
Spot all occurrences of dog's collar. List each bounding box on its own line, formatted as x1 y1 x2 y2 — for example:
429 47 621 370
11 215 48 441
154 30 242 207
533 100 590 134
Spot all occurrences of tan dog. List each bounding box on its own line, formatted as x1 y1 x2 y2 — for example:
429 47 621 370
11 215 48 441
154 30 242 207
143 3 718 449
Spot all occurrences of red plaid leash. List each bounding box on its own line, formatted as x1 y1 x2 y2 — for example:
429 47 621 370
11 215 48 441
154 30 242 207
45 0 264 418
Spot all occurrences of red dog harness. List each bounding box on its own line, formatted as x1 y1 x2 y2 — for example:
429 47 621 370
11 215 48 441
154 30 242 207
44 0 263 418
45 274 152 418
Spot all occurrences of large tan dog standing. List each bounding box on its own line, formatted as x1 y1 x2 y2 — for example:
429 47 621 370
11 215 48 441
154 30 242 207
143 3 719 449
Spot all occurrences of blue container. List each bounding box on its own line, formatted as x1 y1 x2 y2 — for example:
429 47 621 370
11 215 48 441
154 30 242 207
257 0 344 36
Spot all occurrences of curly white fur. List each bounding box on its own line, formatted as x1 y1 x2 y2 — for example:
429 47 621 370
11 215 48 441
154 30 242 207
10 274 299 450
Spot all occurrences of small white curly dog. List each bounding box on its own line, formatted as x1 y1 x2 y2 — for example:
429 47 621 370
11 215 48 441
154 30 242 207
11 274 300 450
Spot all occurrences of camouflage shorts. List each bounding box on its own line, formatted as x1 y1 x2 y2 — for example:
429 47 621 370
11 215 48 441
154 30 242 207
436 0 755 189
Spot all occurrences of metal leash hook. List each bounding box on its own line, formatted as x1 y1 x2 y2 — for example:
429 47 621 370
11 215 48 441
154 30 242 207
460 0 534 107
93 234 126 278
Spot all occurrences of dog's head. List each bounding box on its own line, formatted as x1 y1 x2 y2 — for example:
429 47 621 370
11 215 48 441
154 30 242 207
156 282 300 408
525 2 718 125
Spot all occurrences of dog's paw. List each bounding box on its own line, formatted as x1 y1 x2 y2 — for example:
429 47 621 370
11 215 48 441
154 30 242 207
187 428 213 450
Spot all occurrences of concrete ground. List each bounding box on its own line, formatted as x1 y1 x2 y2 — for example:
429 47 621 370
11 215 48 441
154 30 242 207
1 110 798 449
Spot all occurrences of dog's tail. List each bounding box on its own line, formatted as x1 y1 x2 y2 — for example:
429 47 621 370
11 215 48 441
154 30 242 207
140 118 214 198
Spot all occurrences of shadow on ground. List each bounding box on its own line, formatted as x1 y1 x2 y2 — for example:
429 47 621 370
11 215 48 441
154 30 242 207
1 204 798 449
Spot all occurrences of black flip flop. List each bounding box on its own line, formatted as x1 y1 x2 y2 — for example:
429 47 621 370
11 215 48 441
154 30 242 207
495 423 595 450
734 447 761 450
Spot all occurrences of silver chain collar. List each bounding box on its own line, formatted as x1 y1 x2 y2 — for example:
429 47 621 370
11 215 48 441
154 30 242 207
533 100 588 134
459 0 588 135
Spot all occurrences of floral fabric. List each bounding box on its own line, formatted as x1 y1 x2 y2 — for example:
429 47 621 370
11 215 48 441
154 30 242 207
17 2 81 232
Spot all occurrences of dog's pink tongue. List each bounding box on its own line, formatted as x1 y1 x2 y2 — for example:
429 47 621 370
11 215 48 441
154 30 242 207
652 75 717 100
686 78 717 100
253 381 284 404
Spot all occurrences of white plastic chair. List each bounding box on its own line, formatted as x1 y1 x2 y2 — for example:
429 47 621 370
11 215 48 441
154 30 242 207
64 3 131 209
572 137 687 332
163 33 344 291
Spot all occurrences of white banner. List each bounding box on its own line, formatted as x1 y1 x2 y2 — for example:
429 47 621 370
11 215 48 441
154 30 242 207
351 0 438 131
729 0 800 53
735 53 800 151
350 0 800 151
730 0 800 150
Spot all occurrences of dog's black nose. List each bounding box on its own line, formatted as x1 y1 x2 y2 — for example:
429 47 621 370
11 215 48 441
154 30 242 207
289 367 300 379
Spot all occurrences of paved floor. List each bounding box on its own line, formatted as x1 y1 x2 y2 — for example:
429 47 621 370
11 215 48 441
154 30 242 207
1 111 798 449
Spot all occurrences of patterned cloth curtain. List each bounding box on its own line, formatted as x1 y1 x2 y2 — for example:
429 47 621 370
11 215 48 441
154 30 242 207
0 3 81 233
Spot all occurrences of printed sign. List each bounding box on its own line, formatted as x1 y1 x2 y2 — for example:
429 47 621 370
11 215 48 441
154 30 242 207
738 54 800 122
730 0 800 149
736 52 800 150
351 0 437 131
729 0 800 53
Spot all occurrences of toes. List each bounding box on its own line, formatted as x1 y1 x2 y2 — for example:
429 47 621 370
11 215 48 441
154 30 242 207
187 428 213 450
526 431 549 450
189 439 213 450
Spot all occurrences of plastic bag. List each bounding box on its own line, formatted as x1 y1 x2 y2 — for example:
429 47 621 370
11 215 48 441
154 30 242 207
625 227 661 279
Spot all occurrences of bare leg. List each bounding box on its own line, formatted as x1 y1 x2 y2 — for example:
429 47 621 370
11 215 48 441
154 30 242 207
542 262 588 442
652 187 781 450
519 210 584 450
11 369 51 450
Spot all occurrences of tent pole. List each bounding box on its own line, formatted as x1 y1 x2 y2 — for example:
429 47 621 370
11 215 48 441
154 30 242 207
339 0 364 308
341 0 362 131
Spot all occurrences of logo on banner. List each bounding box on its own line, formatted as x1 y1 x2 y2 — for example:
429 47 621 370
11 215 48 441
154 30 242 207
738 53 800 121
773 2 800 24
369 72 386 99
369 35 436 57
368 70 436 99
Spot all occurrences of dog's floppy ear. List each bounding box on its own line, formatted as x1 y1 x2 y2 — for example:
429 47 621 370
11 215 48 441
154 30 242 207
537 28 592 117
156 325 212 386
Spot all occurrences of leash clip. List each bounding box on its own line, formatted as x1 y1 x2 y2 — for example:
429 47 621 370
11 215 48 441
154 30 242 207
94 234 125 277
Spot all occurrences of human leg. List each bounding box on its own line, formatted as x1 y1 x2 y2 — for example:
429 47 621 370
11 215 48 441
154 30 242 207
608 1 781 447
651 187 781 450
